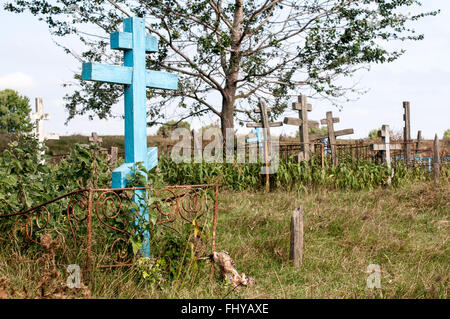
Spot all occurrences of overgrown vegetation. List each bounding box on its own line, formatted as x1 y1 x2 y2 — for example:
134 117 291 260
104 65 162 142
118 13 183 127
0 135 448 298
158 154 448 192
1 181 448 298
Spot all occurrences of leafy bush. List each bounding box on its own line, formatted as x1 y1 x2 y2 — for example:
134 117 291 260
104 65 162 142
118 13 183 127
0 89 33 134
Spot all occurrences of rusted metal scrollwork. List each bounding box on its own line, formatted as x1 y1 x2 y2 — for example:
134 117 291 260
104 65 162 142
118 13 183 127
0 185 219 275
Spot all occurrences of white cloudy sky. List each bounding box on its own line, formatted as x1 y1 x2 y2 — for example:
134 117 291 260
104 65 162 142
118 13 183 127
0 1 448 139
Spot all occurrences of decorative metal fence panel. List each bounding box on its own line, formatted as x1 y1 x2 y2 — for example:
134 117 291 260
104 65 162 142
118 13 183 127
0 185 219 275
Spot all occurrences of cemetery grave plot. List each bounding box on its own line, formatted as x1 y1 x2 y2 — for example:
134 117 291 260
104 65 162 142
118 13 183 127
0 185 219 280
0 8 448 298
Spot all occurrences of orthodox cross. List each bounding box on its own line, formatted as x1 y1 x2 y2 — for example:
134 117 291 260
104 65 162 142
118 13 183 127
370 125 402 169
315 111 354 167
283 95 319 161
89 132 103 147
29 97 59 162
81 17 178 257
246 101 282 191
82 17 177 189
29 98 59 143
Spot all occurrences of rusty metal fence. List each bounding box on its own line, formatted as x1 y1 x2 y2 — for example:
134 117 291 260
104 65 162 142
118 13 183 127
0 185 219 276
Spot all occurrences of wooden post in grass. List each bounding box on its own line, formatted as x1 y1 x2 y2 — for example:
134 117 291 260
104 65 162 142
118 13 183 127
283 94 319 161
290 207 304 268
433 134 441 182
318 111 354 167
247 100 283 192
403 101 412 163
415 130 422 156
110 146 118 166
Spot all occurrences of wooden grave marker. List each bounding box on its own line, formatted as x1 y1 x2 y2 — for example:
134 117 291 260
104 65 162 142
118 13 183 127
81 17 178 257
30 97 60 143
318 111 354 167
110 146 118 166
370 125 402 184
89 132 103 146
283 94 319 161
290 206 304 268
246 100 282 191
403 101 412 163
415 130 422 156
433 134 441 182
29 98 59 162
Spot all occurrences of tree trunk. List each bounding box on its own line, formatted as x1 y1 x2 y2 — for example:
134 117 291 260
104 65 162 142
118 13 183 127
220 0 243 140
221 92 235 140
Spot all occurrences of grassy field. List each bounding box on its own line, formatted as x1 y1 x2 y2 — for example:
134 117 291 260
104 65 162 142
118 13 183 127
1 180 448 299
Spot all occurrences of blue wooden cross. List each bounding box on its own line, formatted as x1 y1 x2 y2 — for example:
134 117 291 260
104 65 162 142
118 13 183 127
246 128 264 147
81 17 178 257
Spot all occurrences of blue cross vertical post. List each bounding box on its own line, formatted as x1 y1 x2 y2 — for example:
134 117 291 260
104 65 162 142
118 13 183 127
81 17 178 257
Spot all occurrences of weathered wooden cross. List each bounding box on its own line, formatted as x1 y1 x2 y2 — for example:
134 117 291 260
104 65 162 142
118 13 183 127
247 100 282 191
317 111 354 167
283 95 319 161
81 17 178 257
433 134 441 182
247 101 283 149
370 125 402 169
89 132 103 147
415 130 422 156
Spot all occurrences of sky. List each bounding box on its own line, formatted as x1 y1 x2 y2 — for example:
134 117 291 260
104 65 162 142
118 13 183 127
0 1 448 140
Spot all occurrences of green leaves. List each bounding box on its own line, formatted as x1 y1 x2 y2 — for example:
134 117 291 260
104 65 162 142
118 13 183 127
0 89 33 134
131 234 143 255
4 1 437 129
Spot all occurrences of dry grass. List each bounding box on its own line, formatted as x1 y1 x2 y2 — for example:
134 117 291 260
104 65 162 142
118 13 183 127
0 180 448 298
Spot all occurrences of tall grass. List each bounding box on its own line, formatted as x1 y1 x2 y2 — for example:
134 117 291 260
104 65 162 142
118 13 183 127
157 155 439 191
1 181 448 298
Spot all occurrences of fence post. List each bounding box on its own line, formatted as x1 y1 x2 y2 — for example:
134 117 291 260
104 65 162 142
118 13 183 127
403 101 411 163
290 206 304 268
433 134 441 182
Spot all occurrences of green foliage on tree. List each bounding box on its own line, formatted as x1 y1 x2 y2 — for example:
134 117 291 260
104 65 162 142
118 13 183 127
0 89 33 133
444 129 450 140
4 1 438 134
157 120 190 138
294 125 327 138
200 121 221 133
368 128 381 141
310 126 327 136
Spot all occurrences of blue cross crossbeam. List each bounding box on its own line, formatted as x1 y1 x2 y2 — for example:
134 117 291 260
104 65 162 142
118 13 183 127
81 17 178 257
246 128 264 147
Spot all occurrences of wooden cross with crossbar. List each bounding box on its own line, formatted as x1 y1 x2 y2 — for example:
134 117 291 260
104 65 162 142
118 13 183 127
283 95 319 161
314 111 354 167
370 125 402 169
246 100 282 191
88 132 103 146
